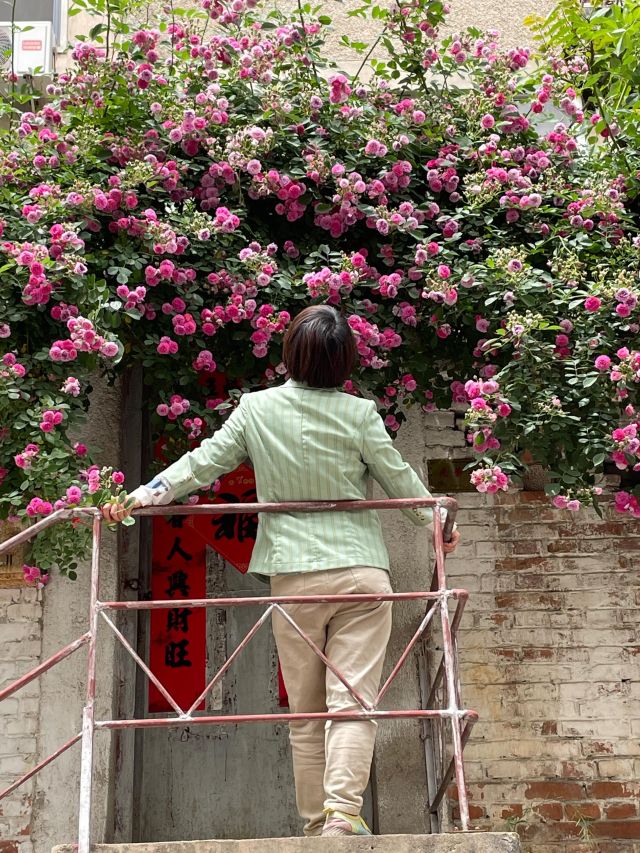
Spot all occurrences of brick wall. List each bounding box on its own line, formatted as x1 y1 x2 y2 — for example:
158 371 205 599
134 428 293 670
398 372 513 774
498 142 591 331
435 480 640 851
0 588 42 853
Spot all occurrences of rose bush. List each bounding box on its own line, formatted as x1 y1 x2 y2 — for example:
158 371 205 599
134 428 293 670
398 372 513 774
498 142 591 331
1 0 639 582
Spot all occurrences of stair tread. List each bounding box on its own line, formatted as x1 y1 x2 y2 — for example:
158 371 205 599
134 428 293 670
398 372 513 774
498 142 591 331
52 831 521 853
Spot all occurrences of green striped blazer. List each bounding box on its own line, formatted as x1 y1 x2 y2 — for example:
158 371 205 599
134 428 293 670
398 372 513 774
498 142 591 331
130 380 440 577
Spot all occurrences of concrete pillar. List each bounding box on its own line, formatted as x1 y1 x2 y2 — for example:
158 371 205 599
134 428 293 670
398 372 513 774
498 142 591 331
30 376 125 853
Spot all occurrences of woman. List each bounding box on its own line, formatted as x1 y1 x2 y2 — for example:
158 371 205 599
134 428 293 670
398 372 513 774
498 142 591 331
103 304 459 838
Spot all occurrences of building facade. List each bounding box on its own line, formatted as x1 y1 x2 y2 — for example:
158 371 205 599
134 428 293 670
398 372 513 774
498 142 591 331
3 2 640 852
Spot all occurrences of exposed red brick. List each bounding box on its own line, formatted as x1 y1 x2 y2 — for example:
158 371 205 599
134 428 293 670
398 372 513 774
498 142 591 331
525 781 585 800
452 804 486 821
0 843 19 853
583 741 614 756
519 820 582 841
591 820 640 839
511 540 542 555
617 538 640 551
501 804 523 819
495 593 518 608
518 491 549 503
515 573 546 589
493 647 517 659
541 721 558 735
522 647 554 660
495 591 564 609
561 761 591 780
495 556 547 572
565 802 601 821
605 802 637 820
547 540 579 553
596 843 640 853
589 782 635 799
534 802 564 821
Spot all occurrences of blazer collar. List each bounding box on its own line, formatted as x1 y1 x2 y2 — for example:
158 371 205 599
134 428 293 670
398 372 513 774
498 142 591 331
285 379 339 392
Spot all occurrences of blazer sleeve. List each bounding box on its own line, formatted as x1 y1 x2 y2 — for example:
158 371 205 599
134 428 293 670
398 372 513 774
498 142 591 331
129 396 249 506
361 400 446 529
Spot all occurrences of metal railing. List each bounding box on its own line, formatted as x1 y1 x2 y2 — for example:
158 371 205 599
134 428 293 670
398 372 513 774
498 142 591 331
0 496 477 849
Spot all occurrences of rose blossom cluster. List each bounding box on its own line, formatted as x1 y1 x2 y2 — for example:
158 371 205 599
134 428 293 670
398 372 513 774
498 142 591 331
61 377 81 396
116 284 147 313
22 564 49 588
603 348 640 399
1 353 26 379
250 305 291 358
157 395 190 421
347 315 402 369
610 423 640 471
614 491 640 518
367 202 420 236
39 409 64 433
463 379 511 453
470 466 510 493
201 294 258 333
145 260 197 287
552 486 602 512
304 267 359 303
49 316 118 361
379 373 418 411
248 169 307 221
15 444 39 469
183 417 204 440
313 165 367 237
26 496 54 517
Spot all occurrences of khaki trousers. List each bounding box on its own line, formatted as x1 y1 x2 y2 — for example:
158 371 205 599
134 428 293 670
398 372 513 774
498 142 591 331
271 566 393 837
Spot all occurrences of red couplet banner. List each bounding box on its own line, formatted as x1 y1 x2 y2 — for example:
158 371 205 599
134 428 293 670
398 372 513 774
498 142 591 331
148 462 288 711
149 514 208 713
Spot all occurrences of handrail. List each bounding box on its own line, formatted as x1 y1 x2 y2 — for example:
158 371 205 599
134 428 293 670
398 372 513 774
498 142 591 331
0 496 457 558
0 494 470 850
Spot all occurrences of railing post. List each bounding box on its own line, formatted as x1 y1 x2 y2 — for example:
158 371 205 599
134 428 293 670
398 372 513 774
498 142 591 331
433 507 470 831
78 512 102 853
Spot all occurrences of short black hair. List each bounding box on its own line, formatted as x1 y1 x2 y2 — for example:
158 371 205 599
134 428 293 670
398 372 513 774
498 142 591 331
283 305 356 388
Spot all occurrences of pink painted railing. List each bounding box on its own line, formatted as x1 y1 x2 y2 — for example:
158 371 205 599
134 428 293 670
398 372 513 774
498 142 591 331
0 497 476 850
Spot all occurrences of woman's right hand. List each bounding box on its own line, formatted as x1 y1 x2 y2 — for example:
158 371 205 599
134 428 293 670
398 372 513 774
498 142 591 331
101 496 141 524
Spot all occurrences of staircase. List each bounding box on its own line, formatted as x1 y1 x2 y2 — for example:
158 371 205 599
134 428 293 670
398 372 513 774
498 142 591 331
53 833 522 852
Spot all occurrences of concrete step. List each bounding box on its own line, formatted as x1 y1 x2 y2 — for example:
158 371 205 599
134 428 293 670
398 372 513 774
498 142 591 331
53 833 521 853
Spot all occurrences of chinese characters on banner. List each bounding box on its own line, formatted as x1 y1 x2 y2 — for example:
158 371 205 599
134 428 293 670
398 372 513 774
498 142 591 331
149 515 207 713
190 464 258 574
